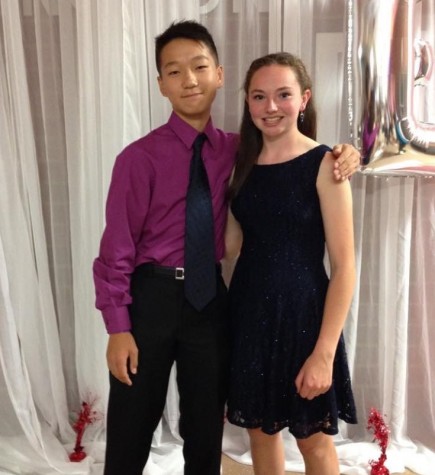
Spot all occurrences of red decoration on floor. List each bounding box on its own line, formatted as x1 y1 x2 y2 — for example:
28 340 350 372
69 400 100 462
367 407 390 475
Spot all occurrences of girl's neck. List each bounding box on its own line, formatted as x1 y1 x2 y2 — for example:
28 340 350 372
258 132 316 165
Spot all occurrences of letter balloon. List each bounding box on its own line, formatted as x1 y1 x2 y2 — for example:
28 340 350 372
347 0 435 175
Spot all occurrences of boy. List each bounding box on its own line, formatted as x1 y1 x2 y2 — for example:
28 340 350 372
93 20 360 475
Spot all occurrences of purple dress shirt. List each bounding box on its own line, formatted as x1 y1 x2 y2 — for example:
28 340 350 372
93 112 238 334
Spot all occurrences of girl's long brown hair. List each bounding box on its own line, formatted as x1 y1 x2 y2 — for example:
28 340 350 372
228 52 317 199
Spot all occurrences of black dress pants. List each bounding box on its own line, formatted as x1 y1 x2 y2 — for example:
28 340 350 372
103 264 230 475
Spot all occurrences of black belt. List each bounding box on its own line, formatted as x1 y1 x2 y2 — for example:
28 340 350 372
137 263 221 281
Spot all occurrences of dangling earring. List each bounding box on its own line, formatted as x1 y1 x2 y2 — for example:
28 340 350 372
299 110 305 123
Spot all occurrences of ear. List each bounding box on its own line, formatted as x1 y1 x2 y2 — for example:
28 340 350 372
301 89 312 111
216 65 224 89
157 76 167 97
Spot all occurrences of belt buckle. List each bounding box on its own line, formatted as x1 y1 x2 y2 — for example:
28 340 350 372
175 267 185 280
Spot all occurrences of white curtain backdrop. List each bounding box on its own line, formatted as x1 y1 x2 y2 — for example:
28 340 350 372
0 1 434 474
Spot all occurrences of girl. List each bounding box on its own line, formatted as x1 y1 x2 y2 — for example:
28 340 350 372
225 52 357 475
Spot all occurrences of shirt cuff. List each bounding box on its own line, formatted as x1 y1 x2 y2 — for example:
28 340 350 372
102 306 132 334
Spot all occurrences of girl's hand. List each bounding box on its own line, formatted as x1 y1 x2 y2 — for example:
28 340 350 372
295 352 333 400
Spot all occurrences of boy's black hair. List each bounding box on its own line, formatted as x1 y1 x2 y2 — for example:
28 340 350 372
155 20 219 75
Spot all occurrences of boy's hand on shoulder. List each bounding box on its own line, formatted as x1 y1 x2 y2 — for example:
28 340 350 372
331 143 361 181
107 332 138 386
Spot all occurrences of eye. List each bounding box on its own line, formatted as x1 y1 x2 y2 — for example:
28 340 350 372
167 70 180 76
196 64 208 70
279 91 291 99
252 94 265 101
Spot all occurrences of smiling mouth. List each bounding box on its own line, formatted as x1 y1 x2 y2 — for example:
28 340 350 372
183 93 202 98
263 117 282 124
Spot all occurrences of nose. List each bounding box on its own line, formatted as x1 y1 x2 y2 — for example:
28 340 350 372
182 69 198 88
266 98 278 113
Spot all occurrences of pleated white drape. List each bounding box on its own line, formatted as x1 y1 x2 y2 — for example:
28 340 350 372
0 1 434 474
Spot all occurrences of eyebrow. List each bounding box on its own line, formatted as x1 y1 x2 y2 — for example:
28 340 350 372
163 55 211 70
250 86 293 93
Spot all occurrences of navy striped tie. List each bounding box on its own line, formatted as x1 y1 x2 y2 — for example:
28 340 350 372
184 133 216 311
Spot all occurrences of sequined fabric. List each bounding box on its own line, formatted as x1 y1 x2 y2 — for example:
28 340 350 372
227 145 357 438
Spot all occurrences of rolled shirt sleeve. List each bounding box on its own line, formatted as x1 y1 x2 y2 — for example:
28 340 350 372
93 144 153 333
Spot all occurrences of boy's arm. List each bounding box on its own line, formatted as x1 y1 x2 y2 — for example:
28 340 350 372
94 147 152 385
331 143 361 181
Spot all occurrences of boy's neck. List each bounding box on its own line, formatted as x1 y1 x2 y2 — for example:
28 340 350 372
173 111 211 133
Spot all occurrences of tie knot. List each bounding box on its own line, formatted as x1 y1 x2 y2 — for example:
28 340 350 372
193 133 207 154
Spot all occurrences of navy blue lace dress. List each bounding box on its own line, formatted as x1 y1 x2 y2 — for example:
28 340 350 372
227 145 357 438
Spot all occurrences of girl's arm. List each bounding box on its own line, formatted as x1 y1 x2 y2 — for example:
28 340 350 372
224 208 243 261
221 208 243 286
295 151 356 400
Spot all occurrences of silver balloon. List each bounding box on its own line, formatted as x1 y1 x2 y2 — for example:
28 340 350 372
348 0 435 175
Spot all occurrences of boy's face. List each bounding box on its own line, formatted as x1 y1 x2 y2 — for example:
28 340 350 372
158 38 223 127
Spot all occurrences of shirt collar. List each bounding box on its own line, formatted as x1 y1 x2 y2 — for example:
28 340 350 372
168 112 220 157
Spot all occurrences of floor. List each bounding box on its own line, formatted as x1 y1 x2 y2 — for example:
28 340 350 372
221 454 416 475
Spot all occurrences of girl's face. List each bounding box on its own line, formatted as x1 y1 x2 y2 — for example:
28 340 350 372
247 64 311 139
